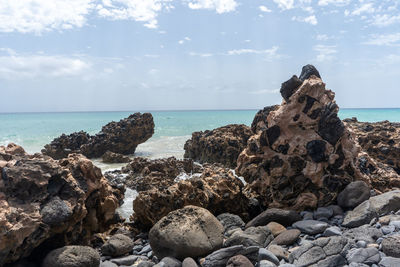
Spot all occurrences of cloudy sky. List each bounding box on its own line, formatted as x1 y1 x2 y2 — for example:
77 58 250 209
1 0 400 112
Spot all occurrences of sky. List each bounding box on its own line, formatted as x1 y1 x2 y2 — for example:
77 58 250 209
1 0 400 112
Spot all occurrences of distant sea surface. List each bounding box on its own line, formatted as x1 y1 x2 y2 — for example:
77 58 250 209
1 109 400 169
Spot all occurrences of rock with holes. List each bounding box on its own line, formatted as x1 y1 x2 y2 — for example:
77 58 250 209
148 206 224 260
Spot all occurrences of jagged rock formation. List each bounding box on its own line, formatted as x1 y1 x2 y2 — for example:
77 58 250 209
102 151 131 163
0 143 120 265
236 65 400 211
132 163 250 229
42 113 154 159
345 118 400 175
184 124 252 168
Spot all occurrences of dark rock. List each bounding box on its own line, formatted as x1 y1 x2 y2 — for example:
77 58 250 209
337 181 370 209
317 102 345 145
379 256 400 267
271 229 301 246
160 257 182 267
182 257 198 267
245 209 301 228
299 64 321 81
40 196 73 226
217 213 245 234
306 140 327 163
314 207 333 219
138 261 155 267
258 248 279 265
201 245 258 267
346 247 381 265
42 246 100 267
251 105 279 133
102 151 130 163
292 220 329 235
280 75 303 101
110 255 147 265
101 234 134 257
382 235 400 257
323 226 342 237
226 255 254 267
343 225 382 244
224 226 273 247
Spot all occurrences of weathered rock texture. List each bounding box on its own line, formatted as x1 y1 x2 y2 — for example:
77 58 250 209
184 124 252 168
0 143 120 265
132 163 249 228
102 151 131 163
42 113 154 159
236 65 400 211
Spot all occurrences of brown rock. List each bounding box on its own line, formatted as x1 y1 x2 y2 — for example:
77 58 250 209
236 65 400 211
268 244 289 261
102 151 131 163
272 229 301 246
266 222 286 237
184 124 252 168
226 255 254 267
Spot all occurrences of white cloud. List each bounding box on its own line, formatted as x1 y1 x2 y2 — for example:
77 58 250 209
249 89 279 94
259 5 272 13
226 46 279 56
187 0 238 14
318 0 350 7
178 36 191 44
0 0 95 34
292 15 318 25
273 0 294 10
0 49 91 78
313 45 337 62
370 14 400 27
363 33 400 46
351 3 375 16
188 52 214 57
316 34 332 41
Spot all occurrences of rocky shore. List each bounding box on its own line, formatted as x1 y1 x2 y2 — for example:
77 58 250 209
3 65 400 267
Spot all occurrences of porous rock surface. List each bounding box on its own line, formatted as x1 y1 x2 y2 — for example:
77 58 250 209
149 206 224 260
42 245 100 267
102 151 131 163
0 144 120 265
42 113 154 159
236 65 400 210
184 124 252 168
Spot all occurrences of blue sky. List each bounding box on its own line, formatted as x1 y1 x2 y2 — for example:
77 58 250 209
1 0 400 112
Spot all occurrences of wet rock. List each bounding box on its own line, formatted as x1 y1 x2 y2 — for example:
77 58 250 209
245 209 301 228
271 229 301 246
346 247 381 265
226 255 254 267
217 213 245 234
149 206 224 260
337 181 370 209
381 235 400 257
102 151 130 163
201 245 258 267
224 226 273 247
101 234 134 257
42 246 100 267
292 220 329 235
184 124 252 168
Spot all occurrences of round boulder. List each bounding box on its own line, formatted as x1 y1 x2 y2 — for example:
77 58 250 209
101 234 134 257
382 235 400 257
149 205 224 260
42 246 100 267
226 255 254 267
337 181 370 209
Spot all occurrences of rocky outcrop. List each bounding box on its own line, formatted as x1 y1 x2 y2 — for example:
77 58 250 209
132 163 250 228
42 113 154 159
102 151 131 163
184 124 252 168
345 118 400 175
236 65 400 211
0 143 120 265
42 246 100 267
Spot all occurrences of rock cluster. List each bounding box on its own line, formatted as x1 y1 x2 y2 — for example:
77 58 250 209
0 143 120 265
42 113 154 159
236 65 400 211
184 124 252 168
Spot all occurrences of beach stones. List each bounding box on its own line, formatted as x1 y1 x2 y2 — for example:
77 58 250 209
292 220 329 235
266 222 286 237
42 246 100 267
149 206 224 260
224 226 273 247
245 208 301 228
101 234 134 257
226 255 254 267
217 213 245 234
337 181 370 209
201 245 258 267
382 235 400 257
272 229 301 246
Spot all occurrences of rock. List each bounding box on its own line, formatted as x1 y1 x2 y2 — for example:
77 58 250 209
292 220 329 235
379 257 400 267
314 207 333 220
42 113 154 159
236 66 400 211
337 181 371 209
138 261 156 267
323 226 342 237
258 260 277 267
100 261 118 267
343 190 400 228
271 229 301 246
0 149 120 265
346 247 381 265
267 245 289 261
224 226 273 247
42 246 100 267
245 209 301 228
133 164 250 228
110 255 147 265
149 206 224 260
251 105 279 133
258 248 279 265
183 124 252 168
343 225 383 244
289 236 350 267
102 151 131 163
101 234 134 257
217 213 245 234
226 255 254 267
266 222 286 237
182 257 198 267
201 245 258 267
381 235 400 257
160 257 182 267
299 64 321 81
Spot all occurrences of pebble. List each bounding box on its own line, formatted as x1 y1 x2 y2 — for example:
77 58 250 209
292 220 329 235
381 225 395 235
314 207 333 220
323 226 342 237
258 248 279 265
258 260 276 267
356 240 367 248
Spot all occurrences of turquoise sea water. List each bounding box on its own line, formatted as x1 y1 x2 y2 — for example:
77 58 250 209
1 109 400 158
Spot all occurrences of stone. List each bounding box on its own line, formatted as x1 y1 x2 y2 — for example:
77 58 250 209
272 229 301 246
343 225 383 244
379 257 400 267
226 255 254 267
182 257 198 267
337 181 371 209
323 226 342 237
381 235 400 257
184 124 252 168
100 261 118 267
149 206 224 260
217 213 245 234
267 244 289 261
251 105 279 133
258 260 277 267
280 75 303 102
160 257 182 267
245 209 301 228
266 222 286 237
42 113 154 158
299 64 321 81
346 247 381 265
258 248 279 265
102 151 131 163
138 261 156 267
42 246 100 267
292 220 329 235
201 245 258 267
314 207 333 220
101 234 134 257
110 255 146 265
224 226 273 247
342 200 377 228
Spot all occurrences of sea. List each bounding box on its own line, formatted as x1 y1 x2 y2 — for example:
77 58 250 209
1 108 399 219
